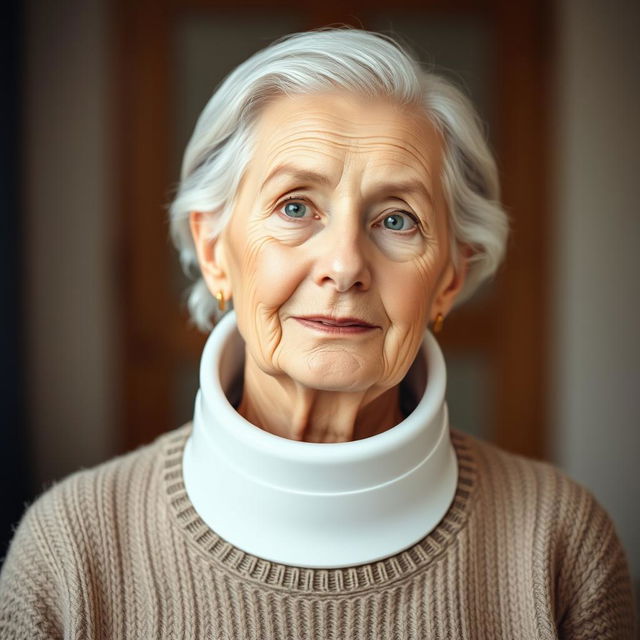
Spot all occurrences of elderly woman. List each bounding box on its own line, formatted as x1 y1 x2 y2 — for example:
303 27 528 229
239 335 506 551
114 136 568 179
0 29 635 639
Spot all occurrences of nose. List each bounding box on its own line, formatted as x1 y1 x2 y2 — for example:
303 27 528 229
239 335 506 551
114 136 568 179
311 221 371 292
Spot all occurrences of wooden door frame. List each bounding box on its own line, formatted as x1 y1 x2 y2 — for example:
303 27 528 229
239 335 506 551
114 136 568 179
113 0 551 458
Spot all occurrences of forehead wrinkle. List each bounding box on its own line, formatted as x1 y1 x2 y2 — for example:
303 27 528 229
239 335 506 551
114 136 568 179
366 155 436 186
251 100 443 202
262 136 435 180
270 104 426 135
261 147 346 188
265 128 433 156
257 144 437 207
255 92 440 148
265 140 346 165
257 108 435 152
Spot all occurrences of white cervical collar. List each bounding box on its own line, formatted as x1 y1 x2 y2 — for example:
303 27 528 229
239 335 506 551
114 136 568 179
183 311 457 568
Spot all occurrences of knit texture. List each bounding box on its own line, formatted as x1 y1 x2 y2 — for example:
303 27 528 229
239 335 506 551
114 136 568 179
0 425 635 639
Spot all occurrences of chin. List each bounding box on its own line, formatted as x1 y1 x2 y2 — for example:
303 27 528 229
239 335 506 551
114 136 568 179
284 356 379 393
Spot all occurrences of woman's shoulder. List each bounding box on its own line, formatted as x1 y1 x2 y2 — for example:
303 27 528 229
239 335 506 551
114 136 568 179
450 427 625 568
2 423 193 577
27 423 192 517
453 427 602 511
0 424 194 636
452 429 635 635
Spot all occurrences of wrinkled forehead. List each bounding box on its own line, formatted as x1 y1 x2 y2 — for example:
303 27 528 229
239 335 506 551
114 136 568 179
246 91 444 187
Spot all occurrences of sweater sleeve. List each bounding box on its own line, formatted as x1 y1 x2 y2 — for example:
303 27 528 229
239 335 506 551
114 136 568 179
0 497 63 640
556 488 636 640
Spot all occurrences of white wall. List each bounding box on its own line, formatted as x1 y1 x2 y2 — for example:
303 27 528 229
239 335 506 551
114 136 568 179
552 0 640 593
25 0 116 487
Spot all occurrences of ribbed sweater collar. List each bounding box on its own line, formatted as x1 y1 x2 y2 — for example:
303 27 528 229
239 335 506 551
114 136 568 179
183 311 458 569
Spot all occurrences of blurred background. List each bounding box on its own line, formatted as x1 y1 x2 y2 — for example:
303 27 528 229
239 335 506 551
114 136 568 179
1 0 638 606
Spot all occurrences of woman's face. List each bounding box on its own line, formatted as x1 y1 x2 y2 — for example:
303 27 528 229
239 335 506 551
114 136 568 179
211 91 463 393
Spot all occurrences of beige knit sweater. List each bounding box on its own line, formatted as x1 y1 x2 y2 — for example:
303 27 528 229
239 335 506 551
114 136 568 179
0 424 635 639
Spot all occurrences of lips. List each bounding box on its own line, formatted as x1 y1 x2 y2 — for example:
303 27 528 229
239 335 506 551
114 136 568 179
298 316 375 328
293 315 378 334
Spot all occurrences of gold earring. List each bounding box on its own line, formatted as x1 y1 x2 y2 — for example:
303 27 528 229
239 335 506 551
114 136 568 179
215 290 226 313
433 313 444 334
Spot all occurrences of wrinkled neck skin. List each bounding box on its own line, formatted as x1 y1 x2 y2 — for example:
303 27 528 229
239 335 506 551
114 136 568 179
238 355 403 443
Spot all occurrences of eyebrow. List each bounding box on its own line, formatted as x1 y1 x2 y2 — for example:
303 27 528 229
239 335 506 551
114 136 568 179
369 179 433 206
260 164 433 205
260 165 333 193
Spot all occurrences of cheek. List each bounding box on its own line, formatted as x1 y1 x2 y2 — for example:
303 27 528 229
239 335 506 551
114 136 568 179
372 230 429 263
378 255 439 329
374 254 443 384
226 224 311 368
250 242 308 310
226 219 308 314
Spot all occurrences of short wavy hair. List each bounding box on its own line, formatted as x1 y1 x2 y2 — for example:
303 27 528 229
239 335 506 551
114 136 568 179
169 28 509 332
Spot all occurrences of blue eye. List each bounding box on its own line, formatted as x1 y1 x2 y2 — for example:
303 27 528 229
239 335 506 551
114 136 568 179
382 213 416 231
283 201 308 218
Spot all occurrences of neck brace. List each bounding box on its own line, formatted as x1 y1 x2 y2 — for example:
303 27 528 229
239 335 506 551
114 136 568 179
183 311 458 568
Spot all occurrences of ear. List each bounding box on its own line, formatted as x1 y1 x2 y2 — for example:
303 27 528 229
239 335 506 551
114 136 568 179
430 246 469 323
189 211 231 302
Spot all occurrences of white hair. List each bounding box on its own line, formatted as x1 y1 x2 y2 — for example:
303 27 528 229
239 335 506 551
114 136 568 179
169 28 509 331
